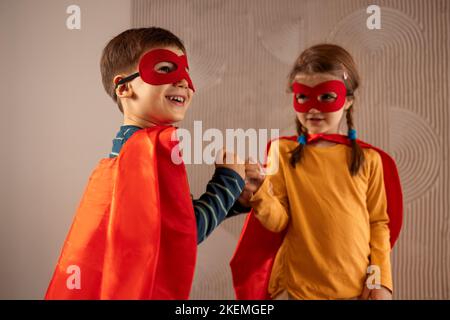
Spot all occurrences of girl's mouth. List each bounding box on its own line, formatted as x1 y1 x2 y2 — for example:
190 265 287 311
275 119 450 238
307 118 324 124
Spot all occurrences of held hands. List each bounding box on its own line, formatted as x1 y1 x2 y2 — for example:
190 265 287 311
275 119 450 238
238 158 266 208
214 151 265 208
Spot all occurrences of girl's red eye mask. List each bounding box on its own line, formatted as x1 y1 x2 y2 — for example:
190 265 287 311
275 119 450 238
292 80 347 113
116 49 195 92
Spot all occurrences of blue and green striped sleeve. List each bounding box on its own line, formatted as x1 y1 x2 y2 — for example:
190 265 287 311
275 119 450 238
193 167 246 244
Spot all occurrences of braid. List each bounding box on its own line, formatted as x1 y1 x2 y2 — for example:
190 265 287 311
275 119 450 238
290 118 308 168
346 106 365 176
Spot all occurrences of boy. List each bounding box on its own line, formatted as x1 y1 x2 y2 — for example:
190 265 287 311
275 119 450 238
45 27 250 300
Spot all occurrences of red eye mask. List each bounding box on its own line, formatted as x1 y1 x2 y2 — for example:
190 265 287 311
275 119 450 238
292 80 347 113
116 49 195 92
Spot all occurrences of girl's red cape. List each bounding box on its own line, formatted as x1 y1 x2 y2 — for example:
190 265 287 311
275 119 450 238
230 134 403 300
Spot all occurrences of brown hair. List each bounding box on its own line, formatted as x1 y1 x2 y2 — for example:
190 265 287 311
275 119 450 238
288 43 364 176
100 27 186 113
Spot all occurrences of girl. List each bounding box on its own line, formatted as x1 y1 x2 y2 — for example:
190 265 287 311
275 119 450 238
231 44 403 300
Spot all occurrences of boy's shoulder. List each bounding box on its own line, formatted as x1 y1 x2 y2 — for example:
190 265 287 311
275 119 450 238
119 125 177 157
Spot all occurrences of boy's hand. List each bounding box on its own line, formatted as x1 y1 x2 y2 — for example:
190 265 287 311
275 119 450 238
237 158 266 207
215 150 245 180
359 284 392 300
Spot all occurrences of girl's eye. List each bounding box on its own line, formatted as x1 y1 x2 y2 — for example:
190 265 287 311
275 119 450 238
318 93 337 102
296 94 309 103
155 62 176 74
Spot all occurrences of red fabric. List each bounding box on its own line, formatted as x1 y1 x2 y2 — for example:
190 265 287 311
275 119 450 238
45 126 197 299
139 49 195 92
292 80 347 113
230 134 403 300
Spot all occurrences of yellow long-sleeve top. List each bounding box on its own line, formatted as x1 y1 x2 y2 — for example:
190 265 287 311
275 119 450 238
250 139 392 299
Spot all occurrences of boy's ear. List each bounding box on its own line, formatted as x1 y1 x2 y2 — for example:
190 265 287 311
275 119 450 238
113 75 134 98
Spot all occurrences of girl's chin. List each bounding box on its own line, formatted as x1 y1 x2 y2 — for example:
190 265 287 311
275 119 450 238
305 127 324 134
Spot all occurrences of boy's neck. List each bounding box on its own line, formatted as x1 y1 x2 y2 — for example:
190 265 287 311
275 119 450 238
123 116 157 129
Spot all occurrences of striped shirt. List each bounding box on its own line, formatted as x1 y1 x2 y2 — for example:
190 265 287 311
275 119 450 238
109 125 249 243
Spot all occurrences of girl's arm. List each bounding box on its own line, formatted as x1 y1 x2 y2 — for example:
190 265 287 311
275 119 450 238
250 143 290 232
366 151 393 292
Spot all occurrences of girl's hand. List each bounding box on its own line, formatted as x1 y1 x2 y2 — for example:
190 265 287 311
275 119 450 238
359 285 392 300
370 286 392 300
237 159 266 207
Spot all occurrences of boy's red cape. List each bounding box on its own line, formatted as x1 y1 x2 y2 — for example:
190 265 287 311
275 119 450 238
45 126 197 300
230 134 403 300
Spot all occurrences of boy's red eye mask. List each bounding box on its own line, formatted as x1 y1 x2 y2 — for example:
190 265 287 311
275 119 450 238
115 49 195 92
292 80 347 113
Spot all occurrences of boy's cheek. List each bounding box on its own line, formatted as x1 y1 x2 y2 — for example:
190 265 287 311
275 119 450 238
184 100 193 109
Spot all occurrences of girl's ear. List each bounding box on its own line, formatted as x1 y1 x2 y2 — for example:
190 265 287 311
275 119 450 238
344 97 354 111
114 75 134 99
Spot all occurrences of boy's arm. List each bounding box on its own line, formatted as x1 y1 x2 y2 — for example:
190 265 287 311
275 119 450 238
366 152 393 292
225 199 251 218
193 167 245 244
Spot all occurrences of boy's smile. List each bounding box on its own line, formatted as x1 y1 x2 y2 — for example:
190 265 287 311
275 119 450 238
166 94 186 106
165 89 188 107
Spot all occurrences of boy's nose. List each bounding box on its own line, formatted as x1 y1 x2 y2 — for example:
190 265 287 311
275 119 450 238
174 78 189 89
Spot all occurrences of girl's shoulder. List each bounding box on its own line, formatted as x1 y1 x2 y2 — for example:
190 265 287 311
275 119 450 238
362 146 382 159
268 136 298 152
361 146 384 172
266 137 299 161
356 143 388 179
269 136 386 165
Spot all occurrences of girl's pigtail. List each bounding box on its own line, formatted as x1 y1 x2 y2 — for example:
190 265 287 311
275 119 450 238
346 106 365 176
290 118 308 168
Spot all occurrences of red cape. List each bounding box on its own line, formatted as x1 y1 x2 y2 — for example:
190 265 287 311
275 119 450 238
45 126 197 299
230 134 403 300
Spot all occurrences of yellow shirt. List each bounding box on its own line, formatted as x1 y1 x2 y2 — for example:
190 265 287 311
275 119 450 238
250 139 392 299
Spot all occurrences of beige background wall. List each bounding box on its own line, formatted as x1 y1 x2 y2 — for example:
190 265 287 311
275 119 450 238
0 0 130 299
0 0 449 299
